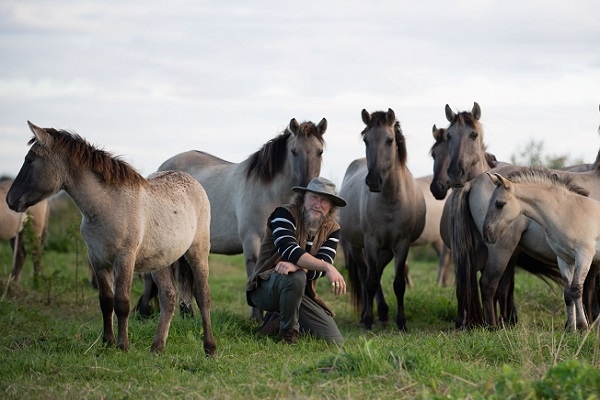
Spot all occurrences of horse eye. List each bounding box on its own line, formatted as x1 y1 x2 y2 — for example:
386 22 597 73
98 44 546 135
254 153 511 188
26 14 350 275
470 131 478 140
386 138 394 146
495 200 505 209
446 133 452 141
291 149 297 156
317 149 323 156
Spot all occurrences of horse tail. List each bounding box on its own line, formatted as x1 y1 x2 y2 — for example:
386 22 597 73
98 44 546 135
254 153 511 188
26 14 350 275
343 241 363 312
176 257 195 318
450 183 484 327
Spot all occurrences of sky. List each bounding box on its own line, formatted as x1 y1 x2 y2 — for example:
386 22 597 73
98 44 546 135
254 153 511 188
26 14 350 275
1 1 599 188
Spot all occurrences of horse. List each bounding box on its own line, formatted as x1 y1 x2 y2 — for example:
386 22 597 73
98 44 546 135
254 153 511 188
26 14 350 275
483 168 597 330
445 103 597 328
1 179 49 282
340 108 426 331
6 122 216 355
413 175 452 287
140 118 326 321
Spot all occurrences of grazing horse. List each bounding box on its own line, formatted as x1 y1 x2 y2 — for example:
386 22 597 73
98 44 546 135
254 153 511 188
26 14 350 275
145 118 326 321
340 108 426 331
483 168 596 330
0 179 49 282
6 122 216 355
446 103 597 328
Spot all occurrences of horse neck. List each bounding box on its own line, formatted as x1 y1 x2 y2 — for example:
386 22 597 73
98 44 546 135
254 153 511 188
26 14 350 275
63 168 124 220
381 159 416 196
513 183 573 234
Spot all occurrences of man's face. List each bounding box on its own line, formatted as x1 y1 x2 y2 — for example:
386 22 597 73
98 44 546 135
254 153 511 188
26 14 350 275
303 192 332 221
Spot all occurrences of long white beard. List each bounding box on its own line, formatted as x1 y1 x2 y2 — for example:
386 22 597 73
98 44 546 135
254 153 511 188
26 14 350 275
303 209 324 238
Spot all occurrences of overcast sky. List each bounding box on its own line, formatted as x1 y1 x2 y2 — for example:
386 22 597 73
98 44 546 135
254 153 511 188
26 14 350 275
1 1 599 187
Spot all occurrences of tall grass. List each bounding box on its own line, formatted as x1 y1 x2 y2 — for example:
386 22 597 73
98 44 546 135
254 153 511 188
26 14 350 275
0 197 599 399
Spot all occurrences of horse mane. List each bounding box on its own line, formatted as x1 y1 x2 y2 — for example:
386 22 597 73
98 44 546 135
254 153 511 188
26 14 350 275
30 128 146 187
245 121 325 182
362 111 407 166
507 167 589 197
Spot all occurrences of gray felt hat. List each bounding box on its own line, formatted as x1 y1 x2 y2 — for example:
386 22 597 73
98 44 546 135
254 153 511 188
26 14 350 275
292 177 347 207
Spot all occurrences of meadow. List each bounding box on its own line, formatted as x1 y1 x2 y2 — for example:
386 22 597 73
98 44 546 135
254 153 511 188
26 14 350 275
0 196 599 399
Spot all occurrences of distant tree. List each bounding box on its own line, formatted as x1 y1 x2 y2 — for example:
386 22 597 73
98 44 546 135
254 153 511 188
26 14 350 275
510 139 583 169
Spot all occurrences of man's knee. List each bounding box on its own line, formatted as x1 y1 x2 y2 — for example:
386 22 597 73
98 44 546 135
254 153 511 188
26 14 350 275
286 271 307 293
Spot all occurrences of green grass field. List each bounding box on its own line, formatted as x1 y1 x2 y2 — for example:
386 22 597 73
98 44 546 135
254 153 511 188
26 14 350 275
0 198 599 399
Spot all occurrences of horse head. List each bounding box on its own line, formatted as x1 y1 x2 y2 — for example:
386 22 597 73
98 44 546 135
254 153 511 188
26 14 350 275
429 124 451 200
445 102 486 187
361 108 407 192
7 122 66 212
482 172 520 244
287 118 326 187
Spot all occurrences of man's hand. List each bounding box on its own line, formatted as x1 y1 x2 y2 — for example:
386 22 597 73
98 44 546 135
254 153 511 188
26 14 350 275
326 265 346 296
274 261 301 275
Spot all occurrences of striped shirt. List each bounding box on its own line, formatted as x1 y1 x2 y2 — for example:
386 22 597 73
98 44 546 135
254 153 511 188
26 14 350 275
269 207 340 280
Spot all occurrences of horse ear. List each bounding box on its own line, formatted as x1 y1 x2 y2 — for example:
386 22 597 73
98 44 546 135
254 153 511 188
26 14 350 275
445 104 455 122
386 108 396 125
27 121 51 146
361 109 370 125
492 173 511 189
487 172 499 186
472 102 481 120
289 118 300 134
433 127 446 141
317 118 327 135
432 124 437 133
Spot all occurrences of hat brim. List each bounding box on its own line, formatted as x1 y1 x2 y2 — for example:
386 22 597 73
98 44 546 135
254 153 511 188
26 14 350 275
292 187 347 207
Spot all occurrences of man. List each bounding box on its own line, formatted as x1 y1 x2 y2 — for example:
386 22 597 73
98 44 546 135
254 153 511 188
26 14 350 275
246 177 347 344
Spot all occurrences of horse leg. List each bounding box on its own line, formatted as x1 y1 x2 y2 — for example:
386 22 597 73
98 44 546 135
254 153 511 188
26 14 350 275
572 257 592 331
134 272 158 318
374 283 389 325
242 238 263 322
480 248 516 327
186 246 217 356
436 243 453 287
496 265 517 326
93 264 116 347
150 267 177 353
113 258 135 351
9 233 26 283
557 258 576 331
393 244 411 332
582 263 599 323
404 262 414 288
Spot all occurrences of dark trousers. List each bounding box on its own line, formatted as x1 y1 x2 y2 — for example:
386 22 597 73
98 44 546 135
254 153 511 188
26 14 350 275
248 271 344 344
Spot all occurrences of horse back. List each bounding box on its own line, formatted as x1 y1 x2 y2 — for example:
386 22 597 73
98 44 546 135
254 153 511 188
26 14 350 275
129 170 211 272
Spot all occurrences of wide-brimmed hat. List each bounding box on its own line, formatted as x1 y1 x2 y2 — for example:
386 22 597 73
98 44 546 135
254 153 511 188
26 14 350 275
292 177 347 207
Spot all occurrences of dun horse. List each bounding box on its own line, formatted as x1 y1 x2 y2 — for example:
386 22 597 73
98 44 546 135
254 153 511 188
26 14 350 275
340 109 426 331
141 118 326 321
6 122 216 355
483 168 596 330
445 103 597 328
0 179 48 282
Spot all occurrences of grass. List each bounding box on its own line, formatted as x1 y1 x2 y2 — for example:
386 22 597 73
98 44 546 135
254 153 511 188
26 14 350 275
0 198 599 399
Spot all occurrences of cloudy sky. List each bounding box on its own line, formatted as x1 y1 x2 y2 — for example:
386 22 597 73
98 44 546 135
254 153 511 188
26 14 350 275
1 1 599 187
